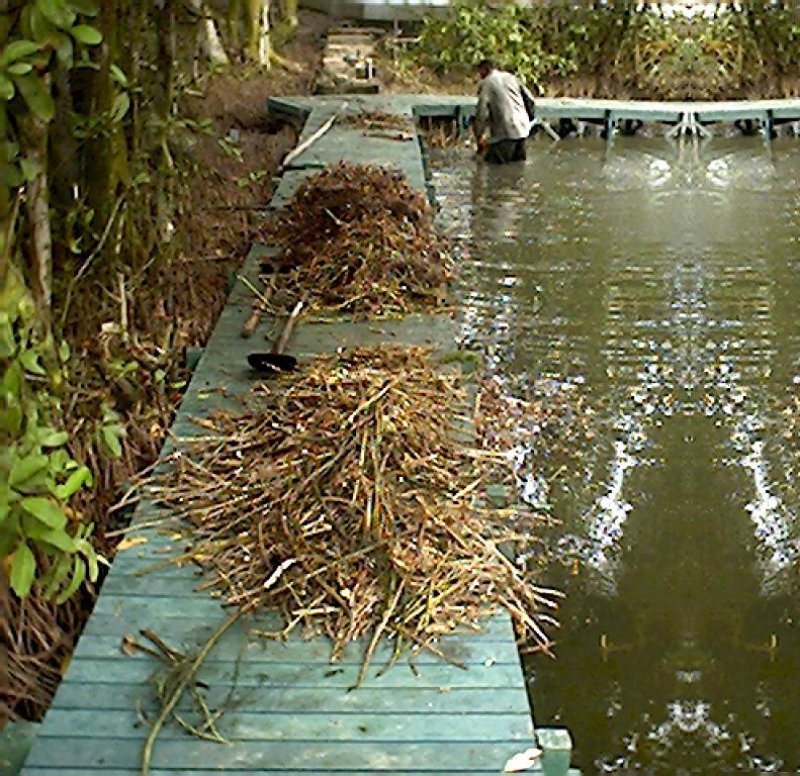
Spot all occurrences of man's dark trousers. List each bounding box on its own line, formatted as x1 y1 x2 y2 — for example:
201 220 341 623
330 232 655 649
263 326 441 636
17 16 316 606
485 138 526 164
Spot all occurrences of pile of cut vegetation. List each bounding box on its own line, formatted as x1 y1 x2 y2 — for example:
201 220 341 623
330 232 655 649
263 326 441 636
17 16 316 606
149 345 559 679
259 163 452 318
338 110 415 132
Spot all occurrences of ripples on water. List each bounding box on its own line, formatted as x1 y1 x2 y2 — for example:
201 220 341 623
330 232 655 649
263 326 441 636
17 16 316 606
432 136 800 774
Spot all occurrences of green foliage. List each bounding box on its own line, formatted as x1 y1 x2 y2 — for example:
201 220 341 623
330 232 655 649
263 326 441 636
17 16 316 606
0 268 108 600
411 0 800 99
98 403 126 458
412 0 628 91
0 0 102 219
0 1 113 603
611 5 795 98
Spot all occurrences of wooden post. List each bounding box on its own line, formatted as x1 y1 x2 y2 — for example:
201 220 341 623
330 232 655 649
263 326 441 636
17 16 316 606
603 109 614 141
764 109 774 140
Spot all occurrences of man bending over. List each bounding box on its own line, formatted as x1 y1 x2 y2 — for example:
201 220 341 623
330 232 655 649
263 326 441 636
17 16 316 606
474 59 533 165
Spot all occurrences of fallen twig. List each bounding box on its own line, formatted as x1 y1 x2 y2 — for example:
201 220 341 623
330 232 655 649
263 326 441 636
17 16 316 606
141 611 242 776
281 104 347 169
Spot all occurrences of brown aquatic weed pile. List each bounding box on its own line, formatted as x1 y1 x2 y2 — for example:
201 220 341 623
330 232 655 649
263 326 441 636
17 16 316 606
149 346 559 679
259 163 452 318
338 110 415 132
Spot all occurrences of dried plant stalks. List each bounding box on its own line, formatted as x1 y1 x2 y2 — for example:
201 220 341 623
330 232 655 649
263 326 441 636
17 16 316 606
338 110 413 130
258 163 452 319
137 612 242 776
338 110 415 134
1 576 91 723
148 346 560 680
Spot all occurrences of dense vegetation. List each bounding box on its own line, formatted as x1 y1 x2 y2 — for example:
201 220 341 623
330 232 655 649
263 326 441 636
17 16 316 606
1 0 301 723
410 0 800 99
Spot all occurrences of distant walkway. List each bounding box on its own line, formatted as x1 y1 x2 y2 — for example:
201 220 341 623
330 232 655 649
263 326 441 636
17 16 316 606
536 96 800 124
270 93 800 141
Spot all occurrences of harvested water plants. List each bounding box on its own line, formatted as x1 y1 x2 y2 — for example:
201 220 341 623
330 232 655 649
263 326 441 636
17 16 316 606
257 162 452 317
147 345 559 667
9 2 800 775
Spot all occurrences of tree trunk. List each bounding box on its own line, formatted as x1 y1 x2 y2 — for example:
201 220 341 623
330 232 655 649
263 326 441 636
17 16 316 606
280 0 298 29
0 175 20 291
227 0 242 57
22 113 53 335
190 0 230 65
244 0 270 67
85 0 129 231
154 0 177 244
50 61 80 247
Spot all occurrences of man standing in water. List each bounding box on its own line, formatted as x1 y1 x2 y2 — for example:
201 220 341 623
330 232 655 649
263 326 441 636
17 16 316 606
474 59 533 164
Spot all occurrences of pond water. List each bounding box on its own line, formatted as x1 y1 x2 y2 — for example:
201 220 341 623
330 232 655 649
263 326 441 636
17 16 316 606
432 135 800 774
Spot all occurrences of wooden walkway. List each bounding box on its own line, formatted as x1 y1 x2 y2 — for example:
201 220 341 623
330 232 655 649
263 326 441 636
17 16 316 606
266 93 800 136
19 96 564 775
536 96 800 124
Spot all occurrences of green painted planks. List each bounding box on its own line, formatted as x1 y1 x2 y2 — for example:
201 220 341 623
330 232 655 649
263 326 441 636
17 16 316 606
98 570 211 596
75 607 278 646
24 739 530 771
269 91 800 126
91 594 231 618
81 595 515 636
104 545 193 568
266 95 311 118
37 709 533 742
21 94 541 776
49 683 530 715
78 614 518 653
0 721 38 776
76 624 519 685
71 633 522 666
63 657 524 689
280 105 426 189
24 770 566 775
286 125 422 173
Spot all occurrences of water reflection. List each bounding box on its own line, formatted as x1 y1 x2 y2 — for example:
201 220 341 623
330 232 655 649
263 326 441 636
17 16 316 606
433 136 800 773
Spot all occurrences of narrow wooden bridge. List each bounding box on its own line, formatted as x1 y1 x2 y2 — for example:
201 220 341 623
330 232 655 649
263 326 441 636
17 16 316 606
533 96 800 137
19 90 800 775
18 95 577 776
269 94 800 141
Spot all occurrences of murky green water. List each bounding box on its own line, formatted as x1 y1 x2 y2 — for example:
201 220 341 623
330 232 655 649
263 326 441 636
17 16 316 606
432 135 800 774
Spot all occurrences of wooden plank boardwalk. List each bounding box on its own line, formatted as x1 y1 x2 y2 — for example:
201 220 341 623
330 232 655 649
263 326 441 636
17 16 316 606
19 96 566 775
535 96 800 124
266 93 800 133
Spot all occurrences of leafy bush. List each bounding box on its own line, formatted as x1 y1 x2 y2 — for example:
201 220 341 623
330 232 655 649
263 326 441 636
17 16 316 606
412 0 629 91
410 0 800 99
0 0 103 224
0 269 107 601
